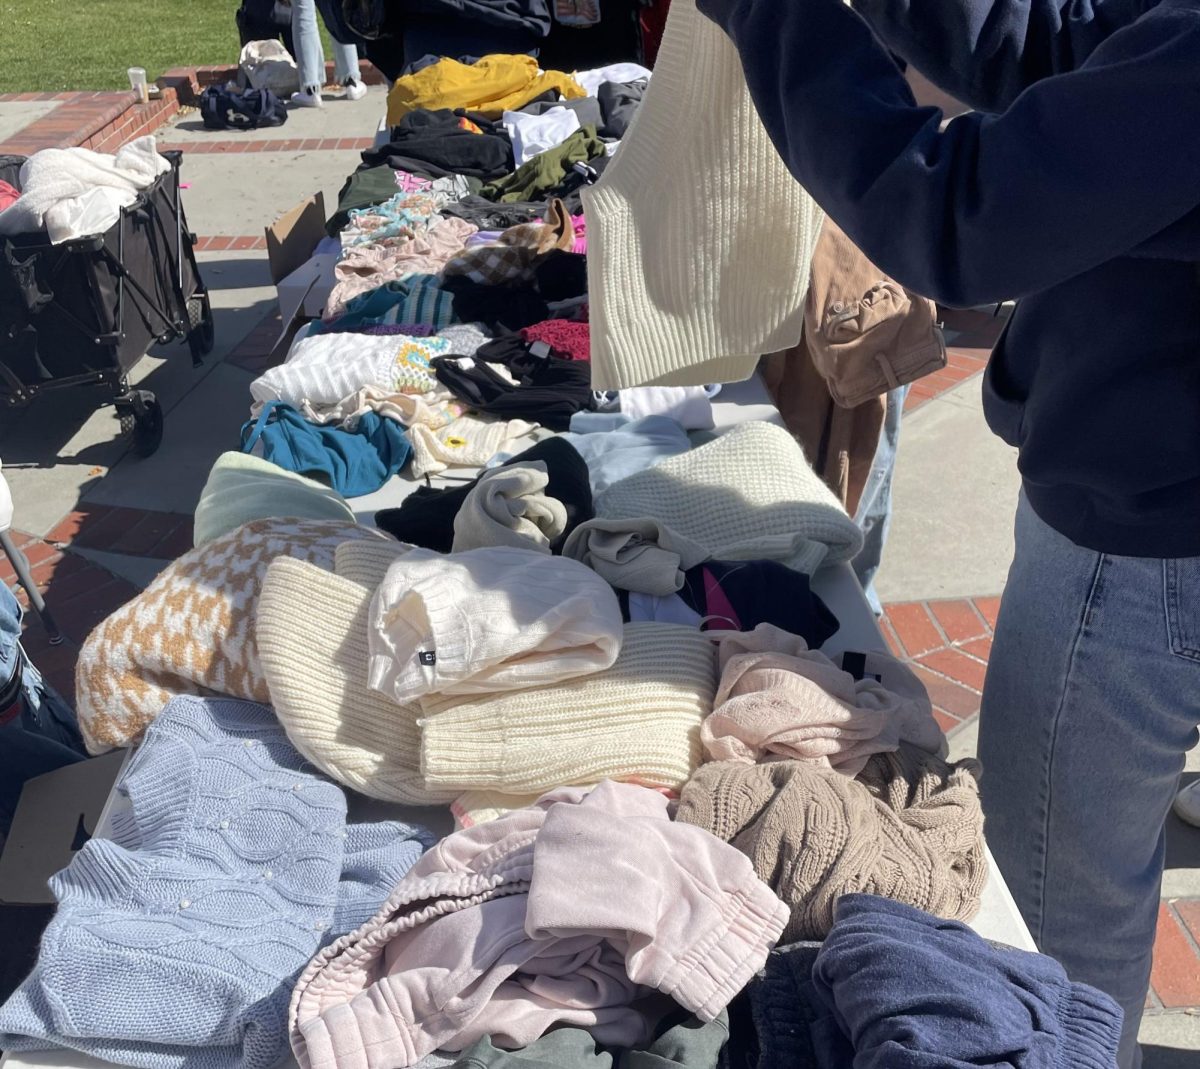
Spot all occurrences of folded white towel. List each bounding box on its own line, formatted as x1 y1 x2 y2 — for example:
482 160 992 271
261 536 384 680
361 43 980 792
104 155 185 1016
0 136 170 243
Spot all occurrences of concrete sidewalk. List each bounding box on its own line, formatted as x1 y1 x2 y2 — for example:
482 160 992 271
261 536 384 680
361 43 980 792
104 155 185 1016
1 85 388 545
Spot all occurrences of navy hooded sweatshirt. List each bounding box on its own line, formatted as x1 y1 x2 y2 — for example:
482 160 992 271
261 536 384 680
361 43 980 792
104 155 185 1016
696 0 1200 557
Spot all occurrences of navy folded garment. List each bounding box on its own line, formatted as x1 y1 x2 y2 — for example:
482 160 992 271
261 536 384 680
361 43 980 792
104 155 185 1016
679 559 839 645
812 895 1123 1069
723 942 826 1069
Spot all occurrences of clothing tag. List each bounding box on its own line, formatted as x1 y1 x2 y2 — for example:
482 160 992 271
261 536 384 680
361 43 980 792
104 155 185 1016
528 341 552 359
455 357 475 370
418 651 436 666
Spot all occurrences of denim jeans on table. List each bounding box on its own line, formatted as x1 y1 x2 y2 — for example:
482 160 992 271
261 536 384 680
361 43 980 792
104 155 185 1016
292 0 360 91
978 493 1200 1069
0 584 86 839
852 384 906 615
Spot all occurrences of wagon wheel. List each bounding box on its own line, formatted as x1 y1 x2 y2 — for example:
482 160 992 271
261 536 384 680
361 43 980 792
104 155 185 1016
131 396 164 457
186 291 215 364
115 390 165 457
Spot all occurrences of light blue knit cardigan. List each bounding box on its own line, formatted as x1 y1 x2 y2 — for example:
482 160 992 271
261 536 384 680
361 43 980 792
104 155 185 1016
0 696 434 1069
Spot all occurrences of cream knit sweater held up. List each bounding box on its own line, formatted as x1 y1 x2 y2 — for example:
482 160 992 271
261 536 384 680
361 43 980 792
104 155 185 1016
583 0 825 389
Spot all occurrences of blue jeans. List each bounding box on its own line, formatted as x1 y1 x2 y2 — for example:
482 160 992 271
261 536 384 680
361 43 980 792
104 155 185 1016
0 585 85 837
292 0 360 90
852 384 906 615
978 494 1200 1069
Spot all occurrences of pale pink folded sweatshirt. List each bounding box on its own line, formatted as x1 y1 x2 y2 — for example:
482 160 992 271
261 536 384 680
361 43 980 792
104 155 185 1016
288 781 787 1069
701 624 943 776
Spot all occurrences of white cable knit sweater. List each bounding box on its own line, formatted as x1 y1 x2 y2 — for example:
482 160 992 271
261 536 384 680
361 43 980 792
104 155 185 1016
582 0 825 389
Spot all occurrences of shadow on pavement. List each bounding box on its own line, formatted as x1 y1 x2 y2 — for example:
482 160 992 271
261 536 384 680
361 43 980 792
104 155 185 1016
1144 1043 1198 1068
0 253 270 470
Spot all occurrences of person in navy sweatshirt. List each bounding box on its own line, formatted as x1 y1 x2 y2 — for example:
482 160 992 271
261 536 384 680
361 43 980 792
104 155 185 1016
694 0 1200 1062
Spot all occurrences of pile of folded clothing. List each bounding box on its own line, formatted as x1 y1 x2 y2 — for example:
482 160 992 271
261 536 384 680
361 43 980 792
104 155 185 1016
0 26 1124 1069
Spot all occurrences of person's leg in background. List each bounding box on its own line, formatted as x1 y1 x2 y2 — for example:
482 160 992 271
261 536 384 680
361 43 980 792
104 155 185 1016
290 0 328 106
978 494 1200 1069
852 384 906 615
330 36 366 99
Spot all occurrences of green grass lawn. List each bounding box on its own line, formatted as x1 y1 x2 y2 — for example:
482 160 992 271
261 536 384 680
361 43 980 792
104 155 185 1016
0 0 333 92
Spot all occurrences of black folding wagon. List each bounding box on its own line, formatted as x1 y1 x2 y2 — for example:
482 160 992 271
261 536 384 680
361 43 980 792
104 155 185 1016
0 149 214 456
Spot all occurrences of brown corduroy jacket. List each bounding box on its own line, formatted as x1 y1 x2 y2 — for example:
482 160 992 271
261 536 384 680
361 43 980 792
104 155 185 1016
763 218 945 516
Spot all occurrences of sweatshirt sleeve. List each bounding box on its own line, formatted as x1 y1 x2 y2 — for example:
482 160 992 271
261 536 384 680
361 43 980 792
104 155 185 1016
698 0 1200 306
524 781 789 1021
850 0 1148 112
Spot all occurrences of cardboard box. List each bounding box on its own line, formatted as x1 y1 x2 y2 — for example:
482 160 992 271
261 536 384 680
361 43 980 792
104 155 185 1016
0 751 127 1004
265 192 340 343
0 750 127 906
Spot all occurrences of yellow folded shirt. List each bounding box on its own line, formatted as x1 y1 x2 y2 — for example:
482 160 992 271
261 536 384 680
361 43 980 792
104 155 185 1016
387 54 586 127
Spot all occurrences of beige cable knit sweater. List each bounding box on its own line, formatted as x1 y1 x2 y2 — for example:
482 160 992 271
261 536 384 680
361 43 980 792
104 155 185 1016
677 746 987 940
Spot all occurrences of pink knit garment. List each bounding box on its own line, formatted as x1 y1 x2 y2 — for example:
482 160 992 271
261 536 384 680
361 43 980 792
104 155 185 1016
288 781 787 1069
519 319 591 361
324 216 477 321
395 171 433 193
701 624 944 776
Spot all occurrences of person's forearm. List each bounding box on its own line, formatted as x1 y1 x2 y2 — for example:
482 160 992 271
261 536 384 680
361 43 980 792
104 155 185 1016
851 0 1148 112
699 0 1200 306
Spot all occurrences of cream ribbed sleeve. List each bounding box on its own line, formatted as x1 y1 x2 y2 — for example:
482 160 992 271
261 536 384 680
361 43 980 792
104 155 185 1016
418 623 717 794
582 0 825 390
367 546 622 703
256 556 457 806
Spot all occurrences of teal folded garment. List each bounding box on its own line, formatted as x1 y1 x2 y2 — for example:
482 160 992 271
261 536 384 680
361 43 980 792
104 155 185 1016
194 452 357 547
240 401 411 499
311 274 457 333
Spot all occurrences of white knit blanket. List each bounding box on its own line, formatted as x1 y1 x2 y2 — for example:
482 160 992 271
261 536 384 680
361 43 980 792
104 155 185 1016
249 332 452 409
0 136 169 243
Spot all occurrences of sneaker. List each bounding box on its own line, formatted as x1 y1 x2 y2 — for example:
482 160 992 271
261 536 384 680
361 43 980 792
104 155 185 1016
343 78 367 101
1172 779 1200 827
290 87 323 108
